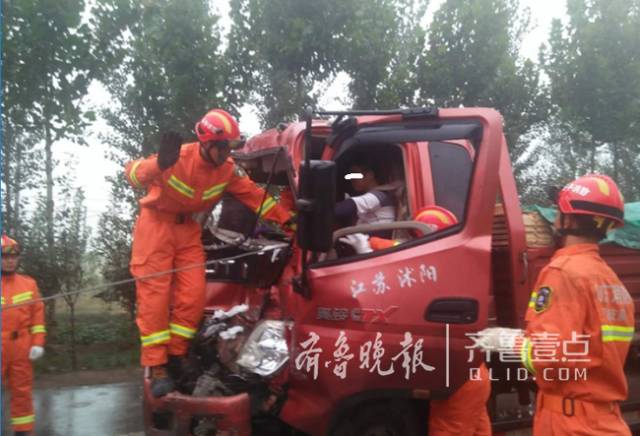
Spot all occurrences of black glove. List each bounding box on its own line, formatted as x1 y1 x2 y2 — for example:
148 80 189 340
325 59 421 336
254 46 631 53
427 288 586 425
157 131 183 170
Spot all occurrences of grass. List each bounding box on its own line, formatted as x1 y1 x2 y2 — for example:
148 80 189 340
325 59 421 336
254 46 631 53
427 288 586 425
34 296 140 374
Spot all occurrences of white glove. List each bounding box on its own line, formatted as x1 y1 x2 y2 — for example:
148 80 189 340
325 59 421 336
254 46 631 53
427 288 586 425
338 233 372 253
29 345 44 361
476 327 524 351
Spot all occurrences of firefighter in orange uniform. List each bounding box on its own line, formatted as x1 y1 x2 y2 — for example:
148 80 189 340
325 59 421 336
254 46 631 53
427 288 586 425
340 206 492 435
1 235 46 436
479 174 634 435
125 109 294 397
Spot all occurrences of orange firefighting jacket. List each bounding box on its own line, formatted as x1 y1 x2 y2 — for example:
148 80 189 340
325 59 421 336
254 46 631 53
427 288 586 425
369 237 399 251
518 243 634 403
125 142 292 224
1 273 46 348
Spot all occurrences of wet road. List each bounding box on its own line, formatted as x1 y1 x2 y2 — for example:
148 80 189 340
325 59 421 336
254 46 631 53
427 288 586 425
3 382 144 436
2 372 638 435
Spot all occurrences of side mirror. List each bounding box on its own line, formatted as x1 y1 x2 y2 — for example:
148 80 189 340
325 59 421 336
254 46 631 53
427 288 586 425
296 160 336 252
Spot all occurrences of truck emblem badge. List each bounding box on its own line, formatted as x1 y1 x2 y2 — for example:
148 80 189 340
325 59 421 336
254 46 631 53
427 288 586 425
317 306 399 324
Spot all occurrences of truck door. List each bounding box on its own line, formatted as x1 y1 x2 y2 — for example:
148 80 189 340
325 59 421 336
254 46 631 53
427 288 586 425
288 109 505 409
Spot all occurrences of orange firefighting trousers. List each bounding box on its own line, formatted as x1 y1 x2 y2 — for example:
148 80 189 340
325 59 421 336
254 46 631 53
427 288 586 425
533 391 630 436
519 244 634 436
2 330 36 432
428 363 492 436
131 208 206 367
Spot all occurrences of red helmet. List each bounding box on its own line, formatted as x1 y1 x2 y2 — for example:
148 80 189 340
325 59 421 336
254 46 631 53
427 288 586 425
557 174 624 228
195 109 241 144
414 206 458 232
2 234 20 255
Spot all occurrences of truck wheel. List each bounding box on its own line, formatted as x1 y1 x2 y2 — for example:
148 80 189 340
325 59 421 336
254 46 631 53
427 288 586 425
331 401 421 436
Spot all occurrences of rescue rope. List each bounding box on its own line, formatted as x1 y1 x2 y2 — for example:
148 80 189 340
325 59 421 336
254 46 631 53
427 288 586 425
2 245 285 310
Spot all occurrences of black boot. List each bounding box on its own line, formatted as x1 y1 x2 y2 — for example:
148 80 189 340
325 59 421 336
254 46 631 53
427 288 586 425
15 431 29 436
150 365 175 398
167 354 187 381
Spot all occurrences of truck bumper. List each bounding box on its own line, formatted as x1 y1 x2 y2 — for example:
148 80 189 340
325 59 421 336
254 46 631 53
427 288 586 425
143 371 251 436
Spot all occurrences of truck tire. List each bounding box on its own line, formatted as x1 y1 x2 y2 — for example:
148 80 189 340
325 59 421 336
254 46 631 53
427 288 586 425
331 400 421 436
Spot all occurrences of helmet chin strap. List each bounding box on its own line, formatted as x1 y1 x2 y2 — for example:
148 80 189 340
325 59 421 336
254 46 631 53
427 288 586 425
552 213 576 247
557 228 594 237
554 214 600 245
199 143 219 166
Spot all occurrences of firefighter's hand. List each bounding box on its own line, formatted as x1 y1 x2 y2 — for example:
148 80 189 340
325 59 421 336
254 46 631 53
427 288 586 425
29 346 44 361
476 327 524 352
339 233 372 253
157 131 183 170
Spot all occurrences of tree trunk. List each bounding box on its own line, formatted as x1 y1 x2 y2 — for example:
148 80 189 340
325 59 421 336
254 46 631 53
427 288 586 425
44 107 57 323
13 136 23 237
128 293 136 321
42 66 58 319
44 122 55 261
3 124 14 233
69 302 78 370
295 74 303 115
612 143 619 182
46 301 57 328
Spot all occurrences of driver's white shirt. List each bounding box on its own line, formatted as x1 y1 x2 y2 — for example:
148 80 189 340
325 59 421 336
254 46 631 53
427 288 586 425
352 190 396 225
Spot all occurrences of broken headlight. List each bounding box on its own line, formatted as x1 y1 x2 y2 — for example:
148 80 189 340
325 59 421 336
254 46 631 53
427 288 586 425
236 320 291 377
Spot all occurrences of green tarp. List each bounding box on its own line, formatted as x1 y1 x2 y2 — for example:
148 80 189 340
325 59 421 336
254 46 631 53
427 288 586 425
524 202 640 250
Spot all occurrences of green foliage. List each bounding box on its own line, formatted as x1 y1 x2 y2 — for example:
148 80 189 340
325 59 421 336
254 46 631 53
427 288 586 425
93 0 230 155
418 0 549 151
19 173 92 343
542 0 640 199
1 133 42 236
2 0 95 242
3 0 99 321
92 0 233 314
227 0 355 127
341 0 428 109
3 0 95 141
36 313 139 374
57 188 91 298
53 312 137 346
93 180 137 319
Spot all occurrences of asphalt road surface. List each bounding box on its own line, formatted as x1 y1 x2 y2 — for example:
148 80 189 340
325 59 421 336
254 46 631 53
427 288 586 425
2 371 638 435
3 381 144 436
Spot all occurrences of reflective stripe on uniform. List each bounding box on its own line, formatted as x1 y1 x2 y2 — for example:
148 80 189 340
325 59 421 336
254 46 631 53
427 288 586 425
528 291 538 309
31 325 46 334
140 329 170 347
129 161 143 188
256 196 277 217
1 296 5 305
12 291 34 304
169 323 196 339
521 337 536 374
167 175 195 199
11 414 35 425
202 182 228 201
601 325 634 342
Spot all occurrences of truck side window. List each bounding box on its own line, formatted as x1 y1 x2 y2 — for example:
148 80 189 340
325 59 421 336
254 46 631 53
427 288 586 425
428 141 473 220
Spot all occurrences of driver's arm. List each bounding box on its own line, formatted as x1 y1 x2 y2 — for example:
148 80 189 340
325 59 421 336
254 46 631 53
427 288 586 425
334 198 358 226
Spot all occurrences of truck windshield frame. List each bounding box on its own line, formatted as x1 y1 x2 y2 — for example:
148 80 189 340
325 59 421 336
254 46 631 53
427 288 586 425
309 119 483 268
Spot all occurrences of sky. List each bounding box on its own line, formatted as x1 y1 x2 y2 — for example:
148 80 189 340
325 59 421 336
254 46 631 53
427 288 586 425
55 0 567 230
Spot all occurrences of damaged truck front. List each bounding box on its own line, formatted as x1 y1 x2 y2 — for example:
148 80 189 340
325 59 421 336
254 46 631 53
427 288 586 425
143 145 300 436
143 108 640 436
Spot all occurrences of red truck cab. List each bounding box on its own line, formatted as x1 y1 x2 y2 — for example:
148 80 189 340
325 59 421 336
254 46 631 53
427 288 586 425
143 107 640 435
